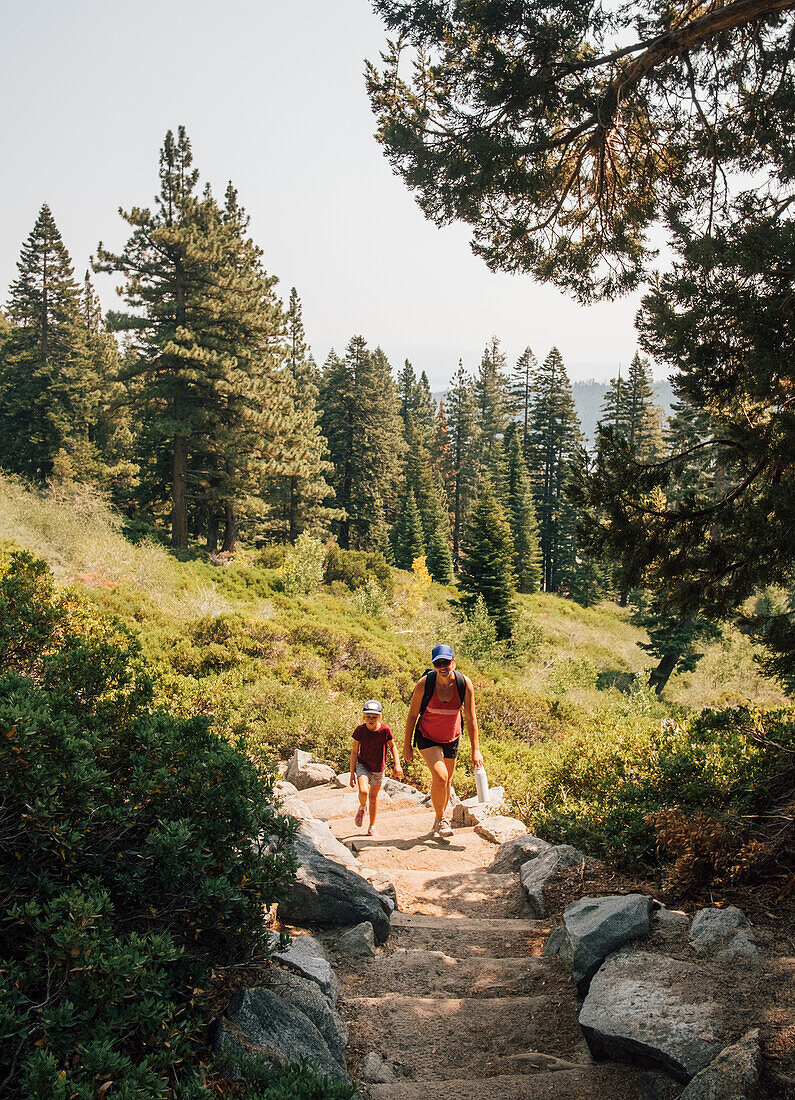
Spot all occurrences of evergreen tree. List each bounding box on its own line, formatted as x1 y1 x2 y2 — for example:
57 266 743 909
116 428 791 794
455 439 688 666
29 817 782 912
458 483 517 636
320 336 404 551
267 288 336 543
398 359 417 425
444 361 479 565
393 488 425 568
504 430 542 594
96 131 295 549
0 205 99 481
510 346 538 456
599 368 628 439
401 425 454 583
474 336 513 479
413 369 436 449
525 347 582 591
624 352 664 460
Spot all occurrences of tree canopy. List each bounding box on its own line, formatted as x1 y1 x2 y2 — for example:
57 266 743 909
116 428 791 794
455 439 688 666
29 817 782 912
367 0 795 299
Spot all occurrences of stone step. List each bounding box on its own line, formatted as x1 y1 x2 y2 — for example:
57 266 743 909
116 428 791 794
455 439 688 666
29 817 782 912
363 1068 652 1099
386 869 532 919
389 913 549 957
342 993 589 1079
340 948 559 998
347 830 497 874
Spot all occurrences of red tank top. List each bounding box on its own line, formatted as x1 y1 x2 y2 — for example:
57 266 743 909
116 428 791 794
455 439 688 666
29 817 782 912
417 681 463 743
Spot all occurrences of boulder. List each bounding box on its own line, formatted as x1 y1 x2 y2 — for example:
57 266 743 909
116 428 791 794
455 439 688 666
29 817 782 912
360 1051 397 1083
277 832 393 943
474 816 528 845
678 1029 763 1099
299 817 363 874
274 933 339 1005
653 906 691 938
266 969 348 1063
273 779 313 819
219 987 349 1082
546 893 654 994
338 921 376 959
451 788 505 826
579 951 732 1082
519 844 583 917
286 749 337 790
381 777 426 802
488 834 553 874
689 907 758 963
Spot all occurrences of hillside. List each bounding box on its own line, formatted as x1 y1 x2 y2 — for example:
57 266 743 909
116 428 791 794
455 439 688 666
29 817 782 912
0 474 789 870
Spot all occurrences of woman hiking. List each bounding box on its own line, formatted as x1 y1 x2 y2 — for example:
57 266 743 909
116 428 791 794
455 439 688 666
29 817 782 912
403 644 483 839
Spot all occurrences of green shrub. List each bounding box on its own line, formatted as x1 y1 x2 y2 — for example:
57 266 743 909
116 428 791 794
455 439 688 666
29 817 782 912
282 534 326 596
0 553 298 1099
353 575 388 618
324 544 394 600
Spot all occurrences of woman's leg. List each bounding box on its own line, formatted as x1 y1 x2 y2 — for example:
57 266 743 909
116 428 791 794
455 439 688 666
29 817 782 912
419 745 450 823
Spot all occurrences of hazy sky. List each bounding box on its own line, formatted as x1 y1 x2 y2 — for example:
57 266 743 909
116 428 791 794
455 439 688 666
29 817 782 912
1 0 656 389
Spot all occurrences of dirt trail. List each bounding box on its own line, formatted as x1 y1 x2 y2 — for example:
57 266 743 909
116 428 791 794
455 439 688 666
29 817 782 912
298 783 679 1099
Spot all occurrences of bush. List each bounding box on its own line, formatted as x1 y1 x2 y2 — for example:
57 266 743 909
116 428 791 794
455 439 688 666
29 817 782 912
0 552 299 1099
323 544 394 600
456 595 503 662
353 575 388 618
282 534 326 596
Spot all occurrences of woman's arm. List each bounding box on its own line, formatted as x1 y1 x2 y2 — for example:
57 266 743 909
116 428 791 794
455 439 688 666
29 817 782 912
349 739 360 787
463 678 484 768
389 735 404 778
403 678 426 764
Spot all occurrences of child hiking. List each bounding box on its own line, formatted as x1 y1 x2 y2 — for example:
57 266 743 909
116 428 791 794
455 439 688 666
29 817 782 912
403 644 483 839
350 700 403 836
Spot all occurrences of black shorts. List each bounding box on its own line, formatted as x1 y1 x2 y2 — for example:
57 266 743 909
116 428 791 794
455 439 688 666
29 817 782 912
414 730 460 759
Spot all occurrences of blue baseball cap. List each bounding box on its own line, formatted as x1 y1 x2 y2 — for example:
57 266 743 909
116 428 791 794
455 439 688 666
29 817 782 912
431 644 454 664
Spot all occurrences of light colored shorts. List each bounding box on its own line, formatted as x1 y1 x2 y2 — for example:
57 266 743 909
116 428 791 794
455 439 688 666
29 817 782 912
355 761 384 786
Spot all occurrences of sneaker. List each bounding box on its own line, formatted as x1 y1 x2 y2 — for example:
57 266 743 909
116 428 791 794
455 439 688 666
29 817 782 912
433 818 454 839
367 825 377 837
355 806 365 828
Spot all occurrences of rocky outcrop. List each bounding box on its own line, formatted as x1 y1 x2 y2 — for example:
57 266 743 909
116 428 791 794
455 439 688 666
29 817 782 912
579 950 734 1082
678 1029 764 1099
286 749 337 790
474 816 528 844
488 834 553 874
277 830 393 943
544 893 653 994
217 986 350 1082
274 933 339 1004
519 844 583 917
689 906 758 964
451 788 505 826
267 968 348 1063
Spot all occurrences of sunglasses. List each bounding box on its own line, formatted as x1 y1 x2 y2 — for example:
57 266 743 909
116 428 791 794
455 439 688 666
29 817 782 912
433 660 452 670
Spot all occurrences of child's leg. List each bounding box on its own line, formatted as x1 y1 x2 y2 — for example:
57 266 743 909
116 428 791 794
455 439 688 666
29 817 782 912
368 778 382 826
356 772 370 812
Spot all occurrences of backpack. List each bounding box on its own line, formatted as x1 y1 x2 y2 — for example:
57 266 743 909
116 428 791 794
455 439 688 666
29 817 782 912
418 669 467 723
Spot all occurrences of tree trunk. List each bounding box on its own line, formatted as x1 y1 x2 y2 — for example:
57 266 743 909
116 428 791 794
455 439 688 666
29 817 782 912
206 508 219 553
222 502 237 552
648 652 679 695
289 475 298 544
171 432 189 548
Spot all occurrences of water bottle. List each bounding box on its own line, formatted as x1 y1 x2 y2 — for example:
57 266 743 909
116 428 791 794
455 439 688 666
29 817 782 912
474 764 489 803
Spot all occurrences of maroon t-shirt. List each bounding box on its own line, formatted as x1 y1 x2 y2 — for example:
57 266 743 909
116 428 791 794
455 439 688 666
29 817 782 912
353 722 393 773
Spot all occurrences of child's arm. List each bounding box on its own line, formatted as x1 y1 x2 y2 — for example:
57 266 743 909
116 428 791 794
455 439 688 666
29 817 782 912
349 739 359 787
389 736 403 779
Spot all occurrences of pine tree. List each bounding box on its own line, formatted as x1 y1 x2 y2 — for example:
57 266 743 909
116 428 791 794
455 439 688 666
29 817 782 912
458 483 517 636
525 347 582 591
398 359 417 424
96 131 295 549
401 425 454 583
625 352 664 460
0 205 99 481
444 361 480 565
510 346 538 456
267 288 336 543
504 430 542 593
413 369 436 449
474 336 513 479
320 337 404 551
393 488 425 568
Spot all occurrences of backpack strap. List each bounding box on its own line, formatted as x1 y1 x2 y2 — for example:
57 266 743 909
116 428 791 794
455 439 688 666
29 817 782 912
418 669 467 718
